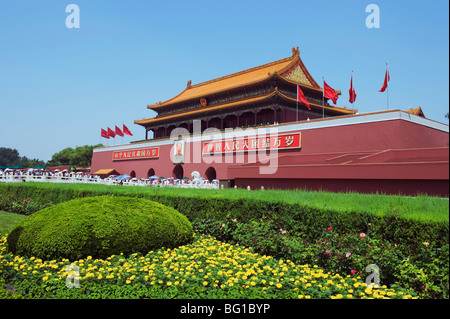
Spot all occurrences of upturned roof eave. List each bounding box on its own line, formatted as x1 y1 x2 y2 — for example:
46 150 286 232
136 89 355 128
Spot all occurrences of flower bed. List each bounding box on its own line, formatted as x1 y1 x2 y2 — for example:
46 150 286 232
1 182 448 299
0 233 417 299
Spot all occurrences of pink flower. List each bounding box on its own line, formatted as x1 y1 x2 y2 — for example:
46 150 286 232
420 285 425 290
327 227 332 231
350 269 356 275
233 219 237 223
346 252 351 258
280 228 286 234
325 250 331 255
360 233 366 238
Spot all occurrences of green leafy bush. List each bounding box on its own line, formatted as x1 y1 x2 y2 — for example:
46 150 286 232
0 191 52 215
395 243 449 299
6 196 193 260
0 279 22 299
192 216 449 299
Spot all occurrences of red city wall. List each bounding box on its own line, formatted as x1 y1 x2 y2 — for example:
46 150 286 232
90 114 449 195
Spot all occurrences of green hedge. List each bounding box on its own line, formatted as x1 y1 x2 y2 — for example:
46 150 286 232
7 196 193 260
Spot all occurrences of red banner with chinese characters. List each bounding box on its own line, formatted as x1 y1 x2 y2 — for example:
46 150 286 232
202 133 301 154
113 147 159 161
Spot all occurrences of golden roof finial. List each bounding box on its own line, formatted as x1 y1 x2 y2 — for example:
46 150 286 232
292 46 300 56
187 80 192 89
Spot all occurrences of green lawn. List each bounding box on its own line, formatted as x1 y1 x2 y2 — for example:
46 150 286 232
2 182 448 223
0 211 26 235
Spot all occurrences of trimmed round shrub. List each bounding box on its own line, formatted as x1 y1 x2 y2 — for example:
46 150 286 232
7 195 193 260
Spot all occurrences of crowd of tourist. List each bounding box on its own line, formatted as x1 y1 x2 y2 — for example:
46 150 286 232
0 168 94 179
0 168 219 189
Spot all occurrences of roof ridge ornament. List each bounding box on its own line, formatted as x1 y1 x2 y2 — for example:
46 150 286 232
187 80 192 89
292 46 300 56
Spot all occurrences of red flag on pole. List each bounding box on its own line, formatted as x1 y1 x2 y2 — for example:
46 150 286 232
107 127 115 138
115 125 124 137
349 73 357 104
323 80 339 104
379 67 390 92
123 124 133 136
101 128 109 139
297 85 311 110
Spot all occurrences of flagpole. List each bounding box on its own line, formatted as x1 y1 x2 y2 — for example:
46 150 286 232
352 70 356 114
386 62 389 110
106 125 109 146
296 82 299 122
322 76 325 119
352 70 355 113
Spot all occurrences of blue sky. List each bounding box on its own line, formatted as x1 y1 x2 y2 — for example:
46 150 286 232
0 0 448 162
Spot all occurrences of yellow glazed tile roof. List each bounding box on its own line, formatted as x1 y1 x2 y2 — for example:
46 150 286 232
148 47 319 109
93 169 120 175
404 107 425 118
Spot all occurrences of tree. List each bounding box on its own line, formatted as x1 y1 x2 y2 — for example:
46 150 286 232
48 144 103 167
47 147 73 166
0 147 20 167
19 156 46 168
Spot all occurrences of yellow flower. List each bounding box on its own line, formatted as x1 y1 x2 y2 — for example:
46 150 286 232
203 281 208 286
42 276 48 281
167 282 172 286
276 283 282 289
387 291 396 297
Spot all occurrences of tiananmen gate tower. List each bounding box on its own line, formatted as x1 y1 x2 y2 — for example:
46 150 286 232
91 47 449 197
